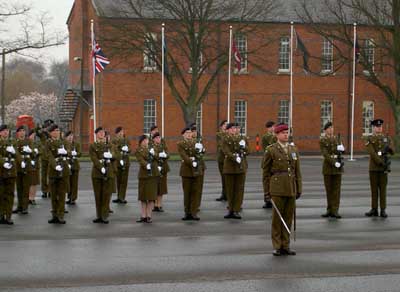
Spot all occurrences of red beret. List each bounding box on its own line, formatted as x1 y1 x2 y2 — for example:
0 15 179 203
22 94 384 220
274 123 289 134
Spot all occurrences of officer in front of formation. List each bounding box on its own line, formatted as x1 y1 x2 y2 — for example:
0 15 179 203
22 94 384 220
65 131 81 205
261 121 277 209
0 124 19 225
222 123 249 219
111 126 131 204
177 126 205 221
365 119 394 218
319 122 345 219
216 120 228 202
46 124 70 224
263 123 302 256
90 127 115 224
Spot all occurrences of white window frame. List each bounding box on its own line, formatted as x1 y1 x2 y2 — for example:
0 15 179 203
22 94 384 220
362 100 374 136
143 99 157 134
143 33 157 72
234 100 247 135
321 38 333 74
196 104 203 136
363 39 375 75
278 99 290 124
278 36 290 73
320 100 333 133
234 34 248 74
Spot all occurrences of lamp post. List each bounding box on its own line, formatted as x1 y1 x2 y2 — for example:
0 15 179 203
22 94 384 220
74 56 84 146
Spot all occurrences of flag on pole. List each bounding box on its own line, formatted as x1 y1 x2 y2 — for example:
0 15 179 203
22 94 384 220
232 39 242 71
162 36 169 76
295 31 310 73
92 37 110 74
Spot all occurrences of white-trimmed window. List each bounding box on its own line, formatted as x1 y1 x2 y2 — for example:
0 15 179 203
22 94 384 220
278 100 290 124
234 100 247 135
143 99 156 134
196 104 203 136
235 34 247 73
363 39 375 73
320 100 333 133
143 33 157 71
321 38 333 73
362 101 374 135
279 37 290 72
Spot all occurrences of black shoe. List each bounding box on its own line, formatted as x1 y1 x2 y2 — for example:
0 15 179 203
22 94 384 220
0 218 5 224
272 249 282 256
224 212 235 219
64 210 69 214
41 192 48 198
331 213 342 219
120 200 127 204
232 212 242 219
282 248 296 256
380 209 388 218
109 210 114 214
21 210 28 215
12 208 21 214
69 201 76 205
93 218 102 223
57 219 66 224
48 217 59 224
216 196 227 202
192 215 200 221
263 201 272 209
153 207 160 212
365 209 378 217
182 214 193 221
5 219 14 225
66 199 72 205
146 217 152 223
29 200 34 205
321 212 331 218
158 207 164 212
136 217 146 223
102 219 109 224
112 199 121 204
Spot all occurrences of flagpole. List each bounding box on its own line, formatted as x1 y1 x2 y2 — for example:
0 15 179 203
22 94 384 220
91 19 97 142
289 22 294 133
349 22 357 161
161 23 165 138
227 26 233 123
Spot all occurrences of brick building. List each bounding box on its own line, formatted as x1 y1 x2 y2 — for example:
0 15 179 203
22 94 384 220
63 0 395 153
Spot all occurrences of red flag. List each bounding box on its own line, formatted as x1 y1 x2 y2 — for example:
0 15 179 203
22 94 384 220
232 40 242 71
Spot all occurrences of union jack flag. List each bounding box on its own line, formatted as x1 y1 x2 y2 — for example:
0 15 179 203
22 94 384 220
92 38 110 74
232 39 242 71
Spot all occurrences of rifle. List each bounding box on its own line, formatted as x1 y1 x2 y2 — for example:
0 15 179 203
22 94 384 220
147 134 155 176
102 136 112 181
288 126 296 241
238 127 246 170
192 130 204 176
336 133 344 169
382 133 392 173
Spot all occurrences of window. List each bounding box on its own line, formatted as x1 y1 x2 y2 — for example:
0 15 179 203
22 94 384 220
235 34 247 72
364 39 375 72
143 33 157 70
143 99 156 134
362 101 374 135
279 37 290 72
234 100 247 135
278 100 290 124
196 104 202 136
321 38 333 73
320 100 333 133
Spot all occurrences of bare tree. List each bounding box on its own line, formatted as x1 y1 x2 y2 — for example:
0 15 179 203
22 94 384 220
102 0 279 125
297 0 400 150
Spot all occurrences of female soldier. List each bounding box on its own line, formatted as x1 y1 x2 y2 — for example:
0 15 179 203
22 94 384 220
28 129 41 205
152 132 169 212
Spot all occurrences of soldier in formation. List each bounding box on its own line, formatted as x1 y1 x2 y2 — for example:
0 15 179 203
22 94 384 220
261 121 277 209
319 122 345 219
152 132 169 212
28 129 41 205
65 131 81 205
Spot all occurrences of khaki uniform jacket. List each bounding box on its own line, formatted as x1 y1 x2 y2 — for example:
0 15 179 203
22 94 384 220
216 131 227 162
66 141 81 171
112 137 131 169
0 138 19 178
135 146 160 179
29 141 41 174
46 138 70 179
262 132 277 151
89 141 116 179
16 138 33 174
263 143 302 197
36 129 50 162
319 135 344 175
222 134 250 174
365 134 394 171
155 143 170 174
177 139 205 177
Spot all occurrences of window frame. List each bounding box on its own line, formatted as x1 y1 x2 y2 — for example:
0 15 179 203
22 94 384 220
234 100 247 135
278 36 290 73
362 100 374 136
143 99 157 134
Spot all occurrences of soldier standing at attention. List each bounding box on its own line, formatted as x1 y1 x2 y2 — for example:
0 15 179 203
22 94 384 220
28 129 41 205
222 123 249 219
135 134 160 223
46 124 70 224
263 123 302 256
112 126 131 204
90 127 115 224
13 126 33 215
190 124 206 211
65 131 81 205
37 119 53 198
153 132 169 212
216 120 228 202
178 127 204 221
0 125 19 225
261 121 277 209
365 119 394 218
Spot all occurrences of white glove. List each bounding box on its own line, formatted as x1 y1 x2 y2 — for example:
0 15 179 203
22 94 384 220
6 146 15 154
55 165 63 172
103 151 112 159
101 167 106 174
58 147 67 155
71 150 77 156
159 151 167 158
377 151 382 156
31 160 36 167
121 145 129 152
120 160 124 166
239 139 246 147
334 162 341 168
3 162 12 169
149 148 155 156
195 143 203 151
21 161 26 169
68 164 71 169
337 144 345 152
22 145 31 153
190 157 195 161
158 166 162 172
192 161 198 168
146 163 151 170
34 148 39 154
236 156 242 164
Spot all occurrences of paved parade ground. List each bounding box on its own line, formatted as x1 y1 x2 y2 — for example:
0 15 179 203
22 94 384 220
1 157 400 292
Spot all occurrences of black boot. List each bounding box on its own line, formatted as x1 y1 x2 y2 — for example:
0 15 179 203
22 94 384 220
41 192 48 198
224 211 235 219
263 201 272 209
380 209 388 218
216 195 226 202
365 208 378 217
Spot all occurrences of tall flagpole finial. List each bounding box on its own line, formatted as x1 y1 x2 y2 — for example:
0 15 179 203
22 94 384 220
162 23 165 27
